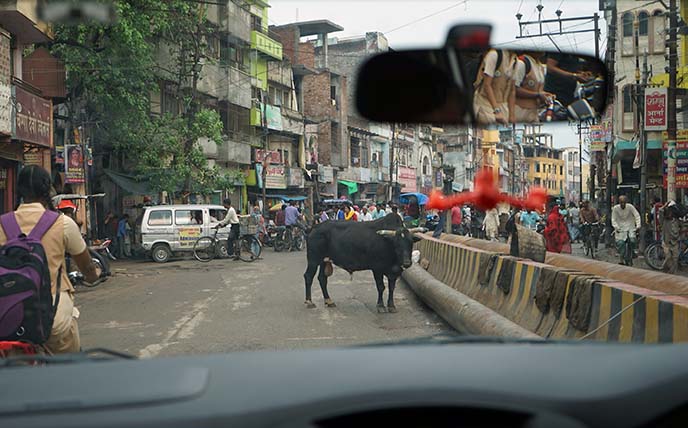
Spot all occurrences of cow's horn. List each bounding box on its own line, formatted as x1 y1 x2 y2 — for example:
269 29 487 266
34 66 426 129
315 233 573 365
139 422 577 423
408 227 428 233
376 230 396 236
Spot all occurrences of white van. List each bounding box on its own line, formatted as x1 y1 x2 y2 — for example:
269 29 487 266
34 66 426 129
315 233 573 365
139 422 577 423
140 204 230 263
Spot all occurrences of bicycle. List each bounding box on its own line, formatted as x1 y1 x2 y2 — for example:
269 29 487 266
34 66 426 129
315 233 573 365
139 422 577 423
645 238 688 271
581 222 600 259
193 228 260 263
616 230 635 266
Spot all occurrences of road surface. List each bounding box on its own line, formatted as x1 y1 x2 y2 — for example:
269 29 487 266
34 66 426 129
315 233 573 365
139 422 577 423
77 250 452 357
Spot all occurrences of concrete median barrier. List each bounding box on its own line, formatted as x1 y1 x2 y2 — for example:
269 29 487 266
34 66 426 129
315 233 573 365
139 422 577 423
403 234 688 343
402 265 541 338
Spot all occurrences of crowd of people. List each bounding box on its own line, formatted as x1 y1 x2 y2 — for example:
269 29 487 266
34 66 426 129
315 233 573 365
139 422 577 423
314 201 405 224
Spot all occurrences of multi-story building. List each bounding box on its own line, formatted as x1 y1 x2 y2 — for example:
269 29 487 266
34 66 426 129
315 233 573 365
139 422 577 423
272 20 352 200
442 126 477 192
604 0 673 207
521 125 565 197
562 147 582 202
0 0 60 213
316 32 393 201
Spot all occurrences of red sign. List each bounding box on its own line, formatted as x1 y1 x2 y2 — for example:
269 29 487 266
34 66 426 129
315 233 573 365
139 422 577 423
14 85 52 147
645 87 667 131
255 149 282 164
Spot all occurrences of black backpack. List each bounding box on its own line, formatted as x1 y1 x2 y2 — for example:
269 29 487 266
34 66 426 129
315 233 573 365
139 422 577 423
466 49 503 90
0 211 61 345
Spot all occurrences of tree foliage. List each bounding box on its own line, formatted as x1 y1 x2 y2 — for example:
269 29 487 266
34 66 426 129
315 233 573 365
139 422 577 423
51 0 243 197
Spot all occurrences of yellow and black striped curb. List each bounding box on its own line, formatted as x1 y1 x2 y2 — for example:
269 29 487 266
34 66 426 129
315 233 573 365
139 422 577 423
415 235 688 343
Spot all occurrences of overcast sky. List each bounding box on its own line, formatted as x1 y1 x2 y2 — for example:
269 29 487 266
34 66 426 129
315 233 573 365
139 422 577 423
270 0 606 150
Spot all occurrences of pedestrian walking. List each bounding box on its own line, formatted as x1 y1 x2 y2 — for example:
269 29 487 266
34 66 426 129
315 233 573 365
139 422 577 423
544 204 570 253
567 202 581 243
216 198 240 259
117 214 132 258
319 209 329 223
450 205 462 234
611 195 641 265
660 201 681 274
483 208 500 241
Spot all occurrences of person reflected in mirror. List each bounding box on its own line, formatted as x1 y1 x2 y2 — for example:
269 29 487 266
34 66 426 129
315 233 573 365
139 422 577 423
473 49 518 125
545 53 591 106
514 51 553 123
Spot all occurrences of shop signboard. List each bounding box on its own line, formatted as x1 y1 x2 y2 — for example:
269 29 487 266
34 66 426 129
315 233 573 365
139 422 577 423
55 145 65 164
14 85 51 147
0 168 7 190
265 164 286 189
65 144 85 183
645 87 667 131
662 130 688 188
398 166 417 191
590 125 605 151
255 149 282 164
319 165 334 183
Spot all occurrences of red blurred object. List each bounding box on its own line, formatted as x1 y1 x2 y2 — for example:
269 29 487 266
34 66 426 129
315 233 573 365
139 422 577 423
57 200 77 211
426 168 547 213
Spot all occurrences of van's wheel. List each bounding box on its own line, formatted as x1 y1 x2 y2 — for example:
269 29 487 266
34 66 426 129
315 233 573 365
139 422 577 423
151 244 171 263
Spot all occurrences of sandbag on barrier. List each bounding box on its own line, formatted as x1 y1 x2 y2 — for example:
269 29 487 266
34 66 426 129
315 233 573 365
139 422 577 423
566 275 597 332
478 254 499 287
497 257 517 294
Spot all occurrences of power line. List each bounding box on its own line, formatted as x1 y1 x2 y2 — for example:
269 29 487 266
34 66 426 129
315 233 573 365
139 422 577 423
382 0 469 35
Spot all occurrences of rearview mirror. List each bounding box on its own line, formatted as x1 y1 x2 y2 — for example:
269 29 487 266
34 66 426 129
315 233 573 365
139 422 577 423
355 47 608 125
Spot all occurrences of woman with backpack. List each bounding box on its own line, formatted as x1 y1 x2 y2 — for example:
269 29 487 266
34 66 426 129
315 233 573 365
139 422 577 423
0 166 99 354
472 48 518 125
513 51 554 123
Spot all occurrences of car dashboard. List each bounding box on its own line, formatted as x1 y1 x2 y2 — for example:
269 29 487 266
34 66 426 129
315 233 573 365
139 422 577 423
2 342 688 428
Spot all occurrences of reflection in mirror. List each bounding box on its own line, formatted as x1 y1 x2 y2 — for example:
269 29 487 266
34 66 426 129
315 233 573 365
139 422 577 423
463 48 607 125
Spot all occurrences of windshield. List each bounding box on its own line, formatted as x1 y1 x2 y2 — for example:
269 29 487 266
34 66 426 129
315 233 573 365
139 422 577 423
1 0 686 368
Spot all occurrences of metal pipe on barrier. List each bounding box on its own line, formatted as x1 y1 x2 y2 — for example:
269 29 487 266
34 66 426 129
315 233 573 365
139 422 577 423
402 265 541 339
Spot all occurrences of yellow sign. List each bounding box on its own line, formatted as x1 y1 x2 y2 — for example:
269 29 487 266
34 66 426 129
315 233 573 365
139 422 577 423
178 227 201 248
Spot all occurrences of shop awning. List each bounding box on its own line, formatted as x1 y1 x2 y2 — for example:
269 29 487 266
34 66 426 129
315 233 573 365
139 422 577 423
103 169 152 195
338 180 358 194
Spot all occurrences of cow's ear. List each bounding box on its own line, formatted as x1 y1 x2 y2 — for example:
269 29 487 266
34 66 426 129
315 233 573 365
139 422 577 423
412 235 422 243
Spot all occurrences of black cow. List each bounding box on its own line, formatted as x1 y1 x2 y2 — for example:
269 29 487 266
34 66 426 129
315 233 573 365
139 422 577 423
303 213 424 313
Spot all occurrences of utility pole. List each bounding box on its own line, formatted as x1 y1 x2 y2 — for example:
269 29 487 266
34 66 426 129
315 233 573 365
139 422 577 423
667 0 678 202
389 123 396 201
604 1 617 247
516 8 601 58
639 49 649 251
578 122 583 201
511 124 516 194
260 91 267 214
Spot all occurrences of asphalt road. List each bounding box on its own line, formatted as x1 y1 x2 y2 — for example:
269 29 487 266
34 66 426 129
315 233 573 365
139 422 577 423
76 249 452 358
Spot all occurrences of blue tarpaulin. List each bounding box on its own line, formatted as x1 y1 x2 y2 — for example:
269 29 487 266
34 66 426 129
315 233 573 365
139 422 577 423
399 192 429 205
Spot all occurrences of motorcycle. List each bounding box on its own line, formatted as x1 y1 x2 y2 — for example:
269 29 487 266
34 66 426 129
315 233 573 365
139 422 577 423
425 214 440 231
90 238 116 261
539 75 604 123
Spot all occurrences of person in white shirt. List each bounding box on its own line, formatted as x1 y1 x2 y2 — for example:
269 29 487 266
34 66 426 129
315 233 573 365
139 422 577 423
611 195 641 265
361 206 373 222
215 198 240 258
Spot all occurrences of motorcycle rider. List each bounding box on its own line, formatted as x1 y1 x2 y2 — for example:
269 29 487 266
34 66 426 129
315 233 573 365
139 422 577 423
0 166 99 353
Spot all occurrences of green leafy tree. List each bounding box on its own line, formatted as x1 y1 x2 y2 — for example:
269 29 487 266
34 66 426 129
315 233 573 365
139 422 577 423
51 0 243 198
